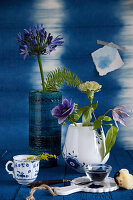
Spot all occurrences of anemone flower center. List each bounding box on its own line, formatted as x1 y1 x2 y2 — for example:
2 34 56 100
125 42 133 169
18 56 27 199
61 108 68 114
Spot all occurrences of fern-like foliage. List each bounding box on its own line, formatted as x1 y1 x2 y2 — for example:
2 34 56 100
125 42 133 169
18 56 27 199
43 67 82 92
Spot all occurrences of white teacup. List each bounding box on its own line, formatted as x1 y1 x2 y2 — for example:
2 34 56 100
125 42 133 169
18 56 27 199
5 155 40 185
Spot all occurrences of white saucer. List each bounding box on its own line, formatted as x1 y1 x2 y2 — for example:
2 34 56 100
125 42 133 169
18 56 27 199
54 176 119 195
72 176 119 193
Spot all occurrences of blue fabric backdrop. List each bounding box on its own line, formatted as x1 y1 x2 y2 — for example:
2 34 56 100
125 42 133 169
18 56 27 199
0 0 133 151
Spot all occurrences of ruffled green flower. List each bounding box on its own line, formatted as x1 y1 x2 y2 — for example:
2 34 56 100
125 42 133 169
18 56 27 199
78 81 102 104
78 81 102 92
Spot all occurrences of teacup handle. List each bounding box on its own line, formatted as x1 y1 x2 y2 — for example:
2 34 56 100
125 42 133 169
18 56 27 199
5 161 15 178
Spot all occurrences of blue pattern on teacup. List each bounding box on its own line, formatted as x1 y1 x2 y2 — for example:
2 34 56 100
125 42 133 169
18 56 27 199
17 171 29 178
14 161 39 182
15 165 39 180
21 163 25 167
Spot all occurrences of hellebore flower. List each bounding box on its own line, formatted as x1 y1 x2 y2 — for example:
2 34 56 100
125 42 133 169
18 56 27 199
112 105 131 129
16 24 64 58
78 81 102 92
52 99 75 124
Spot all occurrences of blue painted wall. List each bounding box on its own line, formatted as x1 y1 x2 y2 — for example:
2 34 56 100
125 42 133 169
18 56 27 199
0 0 132 151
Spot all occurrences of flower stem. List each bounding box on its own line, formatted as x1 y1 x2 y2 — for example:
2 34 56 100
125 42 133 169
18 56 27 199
37 54 45 92
104 109 112 116
73 122 77 126
92 111 96 120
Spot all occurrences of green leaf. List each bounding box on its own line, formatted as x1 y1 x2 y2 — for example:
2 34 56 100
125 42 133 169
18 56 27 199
91 101 98 110
82 107 93 126
73 114 80 121
44 67 83 92
98 115 104 121
105 126 118 157
103 116 112 121
93 119 102 130
74 106 89 121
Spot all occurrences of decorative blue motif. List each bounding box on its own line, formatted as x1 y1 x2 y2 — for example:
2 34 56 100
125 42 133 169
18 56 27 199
26 163 29 167
34 170 39 176
66 157 80 168
33 164 36 168
96 127 103 144
21 163 25 167
63 150 88 172
17 171 30 178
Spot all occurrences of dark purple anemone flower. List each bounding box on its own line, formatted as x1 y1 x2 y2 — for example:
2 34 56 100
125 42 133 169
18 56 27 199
112 105 131 129
16 24 64 59
52 99 75 124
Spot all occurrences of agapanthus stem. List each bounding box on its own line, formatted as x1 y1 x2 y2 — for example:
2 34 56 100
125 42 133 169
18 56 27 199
37 54 45 92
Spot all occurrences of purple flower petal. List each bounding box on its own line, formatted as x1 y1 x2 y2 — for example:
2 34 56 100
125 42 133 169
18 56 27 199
24 29 29 34
17 25 64 58
114 120 119 129
58 103 65 111
112 110 126 126
62 98 71 108
58 115 68 124
119 111 130 118
112 110 119 121
61 104 75 117
114 105 131 113
112 105 130 128
51 107 62 117
52 99 75 124
119 117 127 127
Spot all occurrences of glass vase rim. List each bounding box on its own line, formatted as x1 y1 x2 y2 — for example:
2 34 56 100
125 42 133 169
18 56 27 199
29 90 62 94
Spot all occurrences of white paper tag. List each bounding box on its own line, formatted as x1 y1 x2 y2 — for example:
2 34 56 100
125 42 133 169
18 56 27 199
91 43 124 76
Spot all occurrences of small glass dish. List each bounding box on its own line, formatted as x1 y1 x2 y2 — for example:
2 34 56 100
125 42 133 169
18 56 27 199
85 164 112 182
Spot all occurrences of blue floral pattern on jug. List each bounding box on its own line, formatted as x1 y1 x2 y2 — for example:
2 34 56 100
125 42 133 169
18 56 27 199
66 157 80 169
96 127 103 144
63 150 88 173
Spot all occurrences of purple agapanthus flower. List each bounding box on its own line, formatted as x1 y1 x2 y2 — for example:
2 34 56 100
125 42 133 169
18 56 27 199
52 99 75 124
112 105 131 129
16 24 64 59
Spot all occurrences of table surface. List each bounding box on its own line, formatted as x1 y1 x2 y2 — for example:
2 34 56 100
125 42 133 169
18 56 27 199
1 147 133 200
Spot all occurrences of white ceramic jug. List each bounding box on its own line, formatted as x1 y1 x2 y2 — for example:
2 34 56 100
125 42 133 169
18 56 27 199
62 123 109 173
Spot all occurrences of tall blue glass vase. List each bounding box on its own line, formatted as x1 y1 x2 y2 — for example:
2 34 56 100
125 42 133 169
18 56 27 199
29 91 62 167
